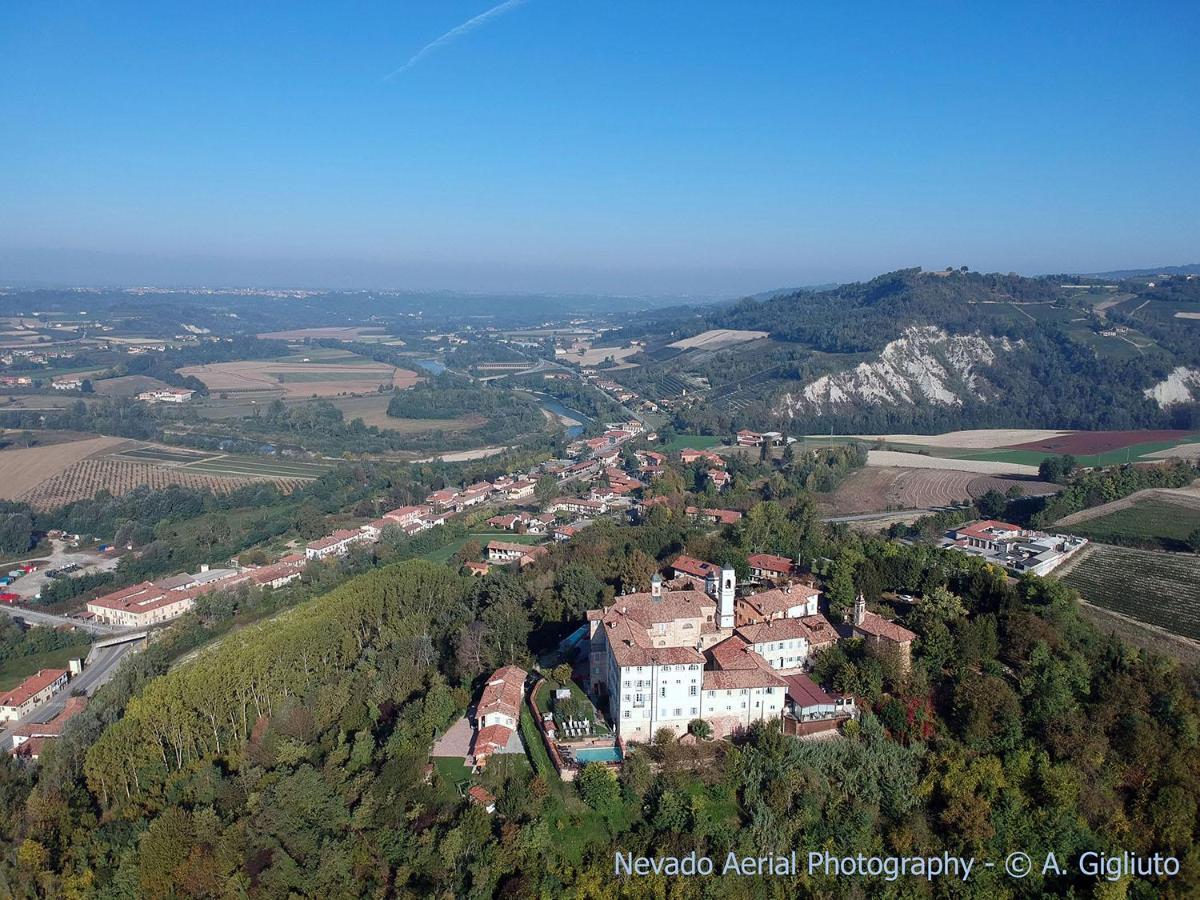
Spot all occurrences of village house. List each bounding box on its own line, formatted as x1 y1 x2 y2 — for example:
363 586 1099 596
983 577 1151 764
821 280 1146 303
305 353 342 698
686 506 742 527
679 447 725 467
747 553 796 582
505 479 537 501
850 595 917 674
550 497 607 516
424 488 460 510
707 469 731 491
51 378 83 391
471 665 526 768
9 696 87 760
0 669 70 722
782 674 856 728
305 528 371 560
383 505 432 527
670 555 721 581
736 429 763 447
485 540 547 568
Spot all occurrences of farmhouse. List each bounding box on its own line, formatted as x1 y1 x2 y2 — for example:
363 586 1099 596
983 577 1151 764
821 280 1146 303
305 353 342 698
707 469 731 490
505 479 537 501
51 378 83 391
736 430 763 447
425 489 459 510
136 387 194 403
486 540 546 566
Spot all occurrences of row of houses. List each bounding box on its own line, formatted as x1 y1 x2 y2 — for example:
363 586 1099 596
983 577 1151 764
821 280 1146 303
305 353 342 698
85 555 309 628
0 668 71 723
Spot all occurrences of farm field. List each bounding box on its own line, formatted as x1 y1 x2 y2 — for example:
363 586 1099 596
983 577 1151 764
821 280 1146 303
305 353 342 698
91 374 172 397
865 449 1039 475
17 457 315 509
256 326 392 341
0 435 129 500
178 359 419 399
562 344 642 367
668 329 770 351
819 465 1059 515
1061 545 1200 642
849 429 1200 467
1059 496 1200 552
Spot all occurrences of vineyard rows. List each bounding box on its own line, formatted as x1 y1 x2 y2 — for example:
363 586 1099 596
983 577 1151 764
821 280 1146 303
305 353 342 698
1062 545 1200 641
19 458 307 510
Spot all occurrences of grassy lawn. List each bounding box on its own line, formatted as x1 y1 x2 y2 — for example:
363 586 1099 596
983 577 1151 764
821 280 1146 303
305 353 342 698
1064 500 1200 552
0 642 91 692
533 674 611 736
431 756 471 802
660 433 724 454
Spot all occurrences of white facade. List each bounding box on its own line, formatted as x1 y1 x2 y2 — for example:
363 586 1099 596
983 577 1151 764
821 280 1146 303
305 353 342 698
608 656 704 741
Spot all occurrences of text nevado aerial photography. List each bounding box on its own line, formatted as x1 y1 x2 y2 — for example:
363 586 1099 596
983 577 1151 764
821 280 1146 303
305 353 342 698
1 1 1198 897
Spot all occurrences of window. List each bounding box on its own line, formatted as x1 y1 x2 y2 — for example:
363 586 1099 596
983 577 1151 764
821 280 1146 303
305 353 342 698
623 711 631 718
660 687 666 697
623 694 630 702
673 708 681 717
690 707 698 716
689 685 698 696
635 693 645 703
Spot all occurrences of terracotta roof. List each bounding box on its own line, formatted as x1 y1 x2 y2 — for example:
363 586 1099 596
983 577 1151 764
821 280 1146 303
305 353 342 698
477 666 526 720
956 520 1021 541
739 583 820 618
10 695 86 738
487 540 534 555
671 555 720 579
854 611 916 644
467 785 497 807
703 667 787 690
736 617 815 644
306 529 363 551
783 673 845 707
748 553 795 575
1 669 68 709
473 723 514 756
706 635 760 670
800 615 841 646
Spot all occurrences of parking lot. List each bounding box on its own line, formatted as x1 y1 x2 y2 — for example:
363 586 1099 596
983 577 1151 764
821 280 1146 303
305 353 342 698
5 540 122 602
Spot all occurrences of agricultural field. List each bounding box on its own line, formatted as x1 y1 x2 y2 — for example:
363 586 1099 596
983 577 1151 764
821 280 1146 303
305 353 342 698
1061 545 1200 642
1059 494 1200 552
668 329 770 351
865 449 1040 475
178 358 419 399
17 457 314 509
0 435 129 500
853 429 1200 468
256 326 393 341
561 343 642 368
91 374 173 397
819 465 1059 515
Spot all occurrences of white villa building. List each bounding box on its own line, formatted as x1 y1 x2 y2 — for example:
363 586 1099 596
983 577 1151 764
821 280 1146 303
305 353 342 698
586 568 839 741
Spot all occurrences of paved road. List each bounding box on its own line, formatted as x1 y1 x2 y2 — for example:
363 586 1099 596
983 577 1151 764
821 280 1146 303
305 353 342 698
0 605 124 635
0 641 136 748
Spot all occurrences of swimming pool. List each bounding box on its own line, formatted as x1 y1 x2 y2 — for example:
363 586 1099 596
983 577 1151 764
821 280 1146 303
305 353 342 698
573 746 622 764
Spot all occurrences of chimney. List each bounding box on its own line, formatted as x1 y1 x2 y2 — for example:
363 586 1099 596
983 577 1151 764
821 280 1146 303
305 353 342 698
651 573 663 600
853 592 866 627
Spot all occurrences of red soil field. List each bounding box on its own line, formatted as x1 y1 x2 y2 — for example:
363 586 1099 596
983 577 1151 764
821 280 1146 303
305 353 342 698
1004 430 1196 455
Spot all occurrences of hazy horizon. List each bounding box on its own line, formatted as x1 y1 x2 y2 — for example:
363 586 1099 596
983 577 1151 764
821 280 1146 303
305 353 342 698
2 1 1197 296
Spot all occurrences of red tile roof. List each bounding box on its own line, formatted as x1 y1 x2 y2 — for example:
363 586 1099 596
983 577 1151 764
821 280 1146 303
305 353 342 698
671 555 720 579
703 667 787 690
1 669 68 709
854 611 916 644
748 553 795 575
782 673 845 708
477 666 526 721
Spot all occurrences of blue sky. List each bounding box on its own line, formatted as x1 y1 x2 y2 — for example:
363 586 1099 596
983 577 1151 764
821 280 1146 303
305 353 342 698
1 1 1197 295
